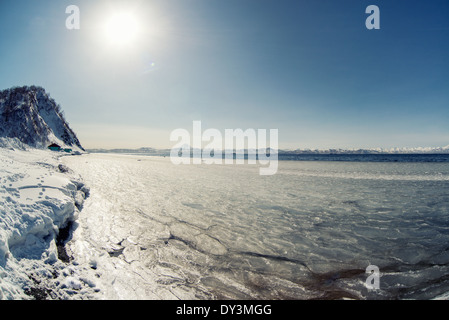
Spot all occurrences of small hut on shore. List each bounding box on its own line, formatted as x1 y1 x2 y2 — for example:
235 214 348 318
48 143 62 151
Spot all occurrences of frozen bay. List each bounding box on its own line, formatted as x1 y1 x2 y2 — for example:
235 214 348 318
63 153 449 299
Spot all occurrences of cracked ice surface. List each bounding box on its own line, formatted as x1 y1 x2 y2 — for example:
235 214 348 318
62 153 449 300
64 153 312 300
63 154 216 299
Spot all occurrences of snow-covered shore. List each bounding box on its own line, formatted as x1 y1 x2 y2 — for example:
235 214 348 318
0 140 93 299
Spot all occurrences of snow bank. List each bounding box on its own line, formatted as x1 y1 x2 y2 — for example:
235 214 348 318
0 137 28 151
0 140 92 299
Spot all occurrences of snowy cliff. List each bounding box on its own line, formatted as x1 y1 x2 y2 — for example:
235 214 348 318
0 87 94 299
0 86 83 151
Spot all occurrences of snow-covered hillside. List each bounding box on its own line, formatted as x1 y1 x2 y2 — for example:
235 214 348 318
0 86 83 151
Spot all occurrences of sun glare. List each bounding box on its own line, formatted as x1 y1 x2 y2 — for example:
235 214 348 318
103 12 140 46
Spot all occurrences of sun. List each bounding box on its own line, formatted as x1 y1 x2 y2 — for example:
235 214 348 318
103 12 141 47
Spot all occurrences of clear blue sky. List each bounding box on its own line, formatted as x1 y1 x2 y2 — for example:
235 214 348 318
0 0 448 149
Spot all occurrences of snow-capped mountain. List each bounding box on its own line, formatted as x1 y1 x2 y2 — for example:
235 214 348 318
0 86 83 150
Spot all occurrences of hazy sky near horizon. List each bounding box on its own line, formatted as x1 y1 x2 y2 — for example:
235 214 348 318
0 0 448 149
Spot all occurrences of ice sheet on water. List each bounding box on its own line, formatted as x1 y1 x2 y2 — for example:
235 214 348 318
60 154 449 300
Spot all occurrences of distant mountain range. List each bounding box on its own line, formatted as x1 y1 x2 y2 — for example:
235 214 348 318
277 146 449 154
0 86 83 150
87 145 449 156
